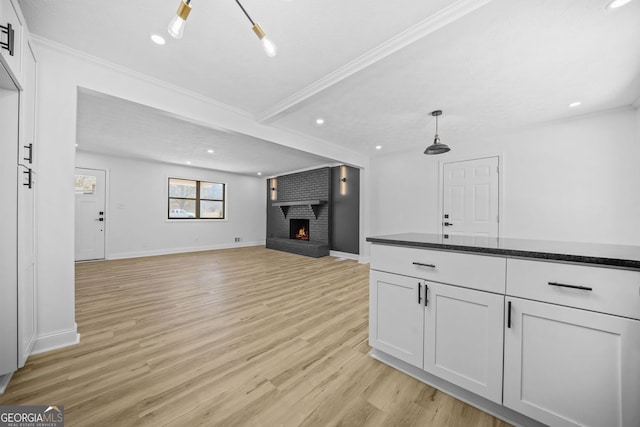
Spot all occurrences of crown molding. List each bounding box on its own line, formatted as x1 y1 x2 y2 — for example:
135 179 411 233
257 0 493 123
30 35 254 120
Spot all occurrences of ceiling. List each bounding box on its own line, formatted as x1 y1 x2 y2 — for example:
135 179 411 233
19 0 640 175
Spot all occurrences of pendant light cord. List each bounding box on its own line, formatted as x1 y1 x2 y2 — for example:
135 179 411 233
234 0 256 25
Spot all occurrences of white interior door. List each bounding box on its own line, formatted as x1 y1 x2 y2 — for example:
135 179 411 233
442 157 499 238
75 168 106 261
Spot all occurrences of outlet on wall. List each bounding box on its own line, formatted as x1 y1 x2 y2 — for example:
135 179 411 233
234 237 241 242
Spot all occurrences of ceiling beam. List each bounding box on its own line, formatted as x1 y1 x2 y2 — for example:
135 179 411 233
257 0 494 124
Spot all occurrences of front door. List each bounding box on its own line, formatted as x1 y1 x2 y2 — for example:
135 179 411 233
442 157 499 238
75 168 106 261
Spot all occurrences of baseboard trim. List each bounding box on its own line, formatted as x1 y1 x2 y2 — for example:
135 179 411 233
329 250 360 261
358 255 370 264
31 325 80 355
370 349 545 427
0 372 13 395
107 241 266 260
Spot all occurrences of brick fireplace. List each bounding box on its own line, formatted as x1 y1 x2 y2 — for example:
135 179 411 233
266 168 330 257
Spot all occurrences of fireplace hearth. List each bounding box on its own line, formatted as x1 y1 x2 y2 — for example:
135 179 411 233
290 219 310 241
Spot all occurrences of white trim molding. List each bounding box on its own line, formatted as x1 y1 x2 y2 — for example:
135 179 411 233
107 241 266 261
32 325 80 355
329 250 360 261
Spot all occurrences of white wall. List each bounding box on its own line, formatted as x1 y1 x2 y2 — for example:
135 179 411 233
370 107 640 246
75 152 265 259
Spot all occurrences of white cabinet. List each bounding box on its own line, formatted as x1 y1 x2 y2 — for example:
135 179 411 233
504 297 640 427
369 239 640 427
504 258 640 427
369 270 424 367
0 0 23 81
423 282 504 403
0 60 19 378
0 0 36 383
369 247 506 403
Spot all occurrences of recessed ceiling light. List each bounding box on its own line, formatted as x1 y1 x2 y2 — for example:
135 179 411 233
569 101 582 108
151 34 166 45
186 161 192 165
75 143 79 147
257 172 262 176
207 149 214 154
606 0 633 9
375 145 382 150
315 118 325 125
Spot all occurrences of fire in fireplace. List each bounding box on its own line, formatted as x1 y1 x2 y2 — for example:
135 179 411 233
290 219 310 241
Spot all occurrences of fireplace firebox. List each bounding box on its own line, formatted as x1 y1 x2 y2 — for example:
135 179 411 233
290 219 310 241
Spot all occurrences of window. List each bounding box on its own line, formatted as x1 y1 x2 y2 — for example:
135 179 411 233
168 178 225 219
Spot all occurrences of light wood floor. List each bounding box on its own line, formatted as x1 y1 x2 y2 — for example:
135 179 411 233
0 247 510 426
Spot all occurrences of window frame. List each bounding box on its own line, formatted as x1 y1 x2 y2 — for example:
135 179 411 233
167 177 226 220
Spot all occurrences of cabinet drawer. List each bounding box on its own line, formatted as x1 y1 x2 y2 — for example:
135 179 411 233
370 244 506 293
507 259 640 320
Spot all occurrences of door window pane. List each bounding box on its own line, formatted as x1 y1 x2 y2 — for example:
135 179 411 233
75 175 96 194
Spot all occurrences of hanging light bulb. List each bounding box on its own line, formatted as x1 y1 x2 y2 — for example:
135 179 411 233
252 23 278 58
168 0 192 39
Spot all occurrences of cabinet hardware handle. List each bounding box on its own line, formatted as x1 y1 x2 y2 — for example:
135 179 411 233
412 262 436 268
24 143 33 164
418 283 422 305
425 284 429 307
507 301 512 329
23 169 32 189
0 23 14 56
548 282 593 292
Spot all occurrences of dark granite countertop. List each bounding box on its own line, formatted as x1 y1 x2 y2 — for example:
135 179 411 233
366 233 640 270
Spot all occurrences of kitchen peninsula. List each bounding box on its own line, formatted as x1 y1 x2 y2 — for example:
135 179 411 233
367 233 640 427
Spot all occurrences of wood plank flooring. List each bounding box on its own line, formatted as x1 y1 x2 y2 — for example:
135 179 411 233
0 247 511 426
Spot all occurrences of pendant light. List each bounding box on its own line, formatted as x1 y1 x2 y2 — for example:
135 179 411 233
167 0 277 58
424 110 451 155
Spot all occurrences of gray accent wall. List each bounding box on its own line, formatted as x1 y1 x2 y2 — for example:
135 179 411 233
331 166 360 254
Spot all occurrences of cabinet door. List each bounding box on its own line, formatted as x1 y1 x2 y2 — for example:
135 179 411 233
504 297 640 427
0 61 19 377
369 270 424 367
0 0 23 78
423 282 504 403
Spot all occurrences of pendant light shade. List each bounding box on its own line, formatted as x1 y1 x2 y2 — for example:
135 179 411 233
424 110 451 155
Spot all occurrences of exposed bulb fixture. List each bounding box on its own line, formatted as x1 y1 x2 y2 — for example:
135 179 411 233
168 0 277 57
168 0 192 39
252 23 277 58
424 110 451 155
